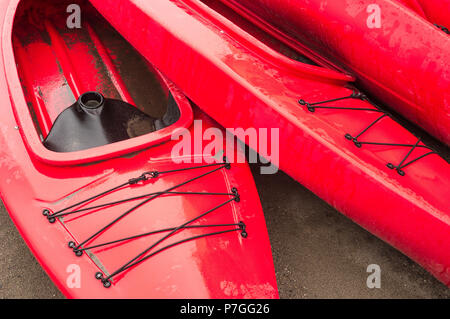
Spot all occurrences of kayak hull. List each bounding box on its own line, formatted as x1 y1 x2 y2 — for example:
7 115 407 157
89 0 450 286
0 0 278 298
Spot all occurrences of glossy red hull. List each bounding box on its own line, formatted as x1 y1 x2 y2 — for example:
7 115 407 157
0 0 278 298
90 0 450 286
220 0 450 146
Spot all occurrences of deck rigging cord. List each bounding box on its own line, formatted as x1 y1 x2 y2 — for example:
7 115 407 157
42 161 231 223
42 158 247 288
298 91 439 176
96 196 244 287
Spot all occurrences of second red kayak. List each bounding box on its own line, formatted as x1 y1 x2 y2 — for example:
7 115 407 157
219 0 450 146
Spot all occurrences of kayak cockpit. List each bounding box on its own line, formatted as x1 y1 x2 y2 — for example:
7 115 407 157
6 0 192 163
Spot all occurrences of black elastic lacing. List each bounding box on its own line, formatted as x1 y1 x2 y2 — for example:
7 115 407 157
43 161 230 223
48 191 236 220
95 195 244 287
76 222 245 253
67 162 230 251
42 158 247 288
386 138 436 176
298 91 438 175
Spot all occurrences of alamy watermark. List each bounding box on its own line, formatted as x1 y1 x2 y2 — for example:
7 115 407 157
66 264 81 288
170 120 280 174
66 4 81 29
366 264 381 289
367 4 381 29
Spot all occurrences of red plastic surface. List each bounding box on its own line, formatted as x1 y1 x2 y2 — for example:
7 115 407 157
219 0 450 146
89 0 450 286
0 0 278 298
398 0 450 28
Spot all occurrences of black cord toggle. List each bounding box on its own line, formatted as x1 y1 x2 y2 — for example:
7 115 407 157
298 99 315 112
345 133 362 148
95 272 111 288
42 209 56 223
350 91 368 100
128 175 147 185
68 241 83 256
238 221 248 238
128 171 159 185
386 162 405 176
231 187 240 202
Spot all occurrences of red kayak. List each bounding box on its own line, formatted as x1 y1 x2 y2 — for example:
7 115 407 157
0 0 278 298
90 0 450 286
398 0 450 30
218 0 450 146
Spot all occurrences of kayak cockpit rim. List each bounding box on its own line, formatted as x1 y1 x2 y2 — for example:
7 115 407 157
187 0 354 83
2 0 193 166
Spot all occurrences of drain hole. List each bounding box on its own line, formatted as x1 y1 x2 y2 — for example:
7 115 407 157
79 91 104 109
